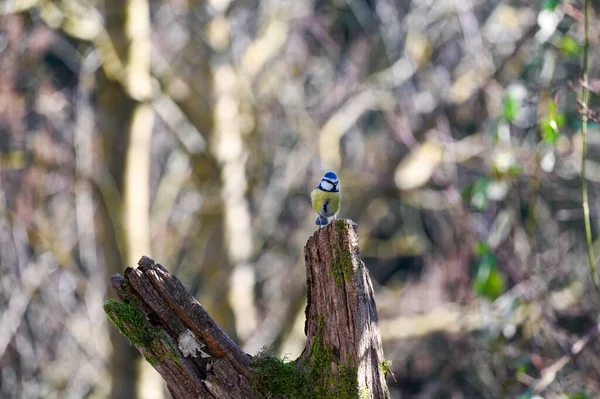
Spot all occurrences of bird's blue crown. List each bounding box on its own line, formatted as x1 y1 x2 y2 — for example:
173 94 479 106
323 172 338 182
318 171 339 192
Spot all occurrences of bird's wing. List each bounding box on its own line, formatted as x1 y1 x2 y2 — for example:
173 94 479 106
311 189 326 214
329 192 341 214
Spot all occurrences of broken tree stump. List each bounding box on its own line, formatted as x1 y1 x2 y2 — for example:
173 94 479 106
300 219 389 398
104 257 260 398
104 219 389 398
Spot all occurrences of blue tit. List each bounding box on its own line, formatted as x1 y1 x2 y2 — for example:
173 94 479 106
311 172 341 227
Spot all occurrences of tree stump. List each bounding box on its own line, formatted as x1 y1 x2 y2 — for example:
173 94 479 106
104 219 390 398
300 219 389 398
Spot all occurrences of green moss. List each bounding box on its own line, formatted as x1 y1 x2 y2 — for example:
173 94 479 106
104 299 180 366
329 221 355 287
159 331 182 366
251 351 308 397
335 218 348 231
251 318 361 398
380 360 392 377
336 363 360 398
380 360 392 398
104 299 154 347
142 330 179 366
308 319 336 397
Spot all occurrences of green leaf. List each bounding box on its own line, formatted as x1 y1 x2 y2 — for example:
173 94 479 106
473 253 505 301
560 35 581 56
515 357 532 376
569 392 593 399
541 99 565 145
469 178 489 211
474 240 488 257
502 94 519 123
541 120 559 144
569 394 594 399
541 0 559 10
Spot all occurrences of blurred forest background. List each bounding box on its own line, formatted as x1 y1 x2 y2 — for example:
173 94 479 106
1 0 600 398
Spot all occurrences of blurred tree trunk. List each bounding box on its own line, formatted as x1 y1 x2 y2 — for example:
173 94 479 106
156 0 239 340
97 0 154 397
96 72 140 399
210 5 258 344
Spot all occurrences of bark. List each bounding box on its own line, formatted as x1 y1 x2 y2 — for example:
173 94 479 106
106 256 259 399
105 219 389 398
301 219 389 399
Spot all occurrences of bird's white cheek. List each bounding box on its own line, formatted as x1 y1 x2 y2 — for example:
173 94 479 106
321 181 333 191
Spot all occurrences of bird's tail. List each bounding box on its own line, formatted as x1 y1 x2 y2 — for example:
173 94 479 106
315 215 329 226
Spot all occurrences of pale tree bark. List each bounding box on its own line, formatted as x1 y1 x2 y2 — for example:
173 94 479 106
105 220 390 398
210 20 257 343
99 0 155 397
120 0 156 394
151 0 237 338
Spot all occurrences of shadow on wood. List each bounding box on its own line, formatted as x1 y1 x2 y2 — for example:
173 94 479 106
104 219 389 398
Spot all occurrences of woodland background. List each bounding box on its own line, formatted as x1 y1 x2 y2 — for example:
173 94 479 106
1 0 600 398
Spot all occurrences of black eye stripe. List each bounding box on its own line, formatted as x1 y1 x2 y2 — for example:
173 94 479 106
323 179 337 185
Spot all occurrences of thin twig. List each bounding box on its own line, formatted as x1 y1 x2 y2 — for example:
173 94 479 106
577 99 600 123
531 322 600 393
578 78 600 95
580 0 600 300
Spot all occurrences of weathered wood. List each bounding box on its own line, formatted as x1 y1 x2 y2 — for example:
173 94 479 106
301 219 389 399
104 219 389 398
104 256 260 399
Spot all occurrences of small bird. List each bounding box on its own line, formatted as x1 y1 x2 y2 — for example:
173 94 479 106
311 172 341 227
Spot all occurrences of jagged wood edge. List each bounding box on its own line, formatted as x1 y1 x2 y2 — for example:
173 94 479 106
107 256 260 399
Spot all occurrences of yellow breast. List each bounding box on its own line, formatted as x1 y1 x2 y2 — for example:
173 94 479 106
311 189 341 217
